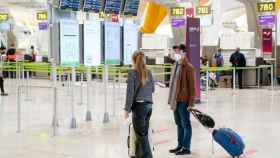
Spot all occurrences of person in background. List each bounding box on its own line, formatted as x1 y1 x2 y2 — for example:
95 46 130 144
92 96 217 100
179 44 187 54
0 49 8 96
0 76 7 96
6 43 17 78
6 43 16 62
230 47 246 89
30 45 36 62
124 51 155 158
0 46 6 55
213 48 224 83
168 50 196 155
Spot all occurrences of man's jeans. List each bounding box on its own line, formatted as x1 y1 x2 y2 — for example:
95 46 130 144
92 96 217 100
132 103 153 158
174 102 192 150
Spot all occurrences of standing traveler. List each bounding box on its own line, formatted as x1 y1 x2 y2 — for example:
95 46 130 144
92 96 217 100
168 51 196 155
6 43 17 78
30 45 37 62
124 51 155 158
0 52 7 96
213 48 224 82
229 47 246 89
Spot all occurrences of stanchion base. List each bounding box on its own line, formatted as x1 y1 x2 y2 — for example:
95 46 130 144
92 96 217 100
70 118 77 129
103 112 110 123
86 110 92 121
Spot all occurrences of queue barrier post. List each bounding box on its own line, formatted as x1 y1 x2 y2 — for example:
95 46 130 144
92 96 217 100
70 67 77 129
52 87 58 136
67 72 71 96
257 67 260 88
271 65 274 90
51 65 57 86
233 67 236 91
85 67 92 122
112 72 116 117
103 65 110 123
16 86 21 133
25 70 32 101
78 71 84 106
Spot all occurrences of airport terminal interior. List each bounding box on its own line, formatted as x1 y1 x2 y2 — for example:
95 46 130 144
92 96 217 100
0 0 280 158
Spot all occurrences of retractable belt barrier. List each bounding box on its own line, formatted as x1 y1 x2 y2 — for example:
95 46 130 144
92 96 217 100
0 62 274 89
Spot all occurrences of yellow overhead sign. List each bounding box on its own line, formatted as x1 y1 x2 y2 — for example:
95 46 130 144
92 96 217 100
257 2 275 12
277 0 280 10
0 13 9 21
196 6 211 15
170 7 185 16
37 11 48 21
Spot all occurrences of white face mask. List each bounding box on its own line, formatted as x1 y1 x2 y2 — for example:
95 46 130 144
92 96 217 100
174 53 182 61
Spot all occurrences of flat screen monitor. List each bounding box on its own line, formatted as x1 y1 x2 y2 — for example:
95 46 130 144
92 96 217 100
60 0 70 9
84 21 102 67
123 0 140 16
60 20 80 67
105 0 122 14
104 22 121 65
60 0 81 10
123 22 139 65
83 0 103 12
70 0 81 11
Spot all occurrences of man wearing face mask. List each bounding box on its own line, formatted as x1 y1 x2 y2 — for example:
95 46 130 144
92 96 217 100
168 46 196 155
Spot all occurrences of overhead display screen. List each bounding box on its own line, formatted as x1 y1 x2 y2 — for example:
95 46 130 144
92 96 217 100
105 0 122 14
84 21 102 67
70 0 81 11
123 22 139 65
60 0 81 10
60 0 70 9
104 22 121 65
60 20 80 67
123 0 140 16
83 0 103 12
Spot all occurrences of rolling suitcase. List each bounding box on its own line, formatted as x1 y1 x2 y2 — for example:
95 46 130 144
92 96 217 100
190 109 245 158
127 123 154 158
212 128 245 158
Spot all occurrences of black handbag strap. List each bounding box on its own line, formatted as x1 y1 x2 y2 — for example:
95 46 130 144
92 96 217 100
190 109 202 119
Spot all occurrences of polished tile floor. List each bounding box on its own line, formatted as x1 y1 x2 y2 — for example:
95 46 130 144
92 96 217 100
0 79 279 158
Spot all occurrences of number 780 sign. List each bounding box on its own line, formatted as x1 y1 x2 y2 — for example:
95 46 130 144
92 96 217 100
257 2 275 12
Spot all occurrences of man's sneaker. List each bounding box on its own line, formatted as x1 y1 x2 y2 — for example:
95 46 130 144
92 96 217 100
175 148 191 155
169 147 182 153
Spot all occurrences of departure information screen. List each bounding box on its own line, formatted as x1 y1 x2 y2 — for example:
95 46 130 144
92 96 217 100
123 22 138 65
105 0 122 14
84 21 102 66
104 22 121 65
60 0 81 10
60 20 80 67
123 0 140 16
83 0 103 12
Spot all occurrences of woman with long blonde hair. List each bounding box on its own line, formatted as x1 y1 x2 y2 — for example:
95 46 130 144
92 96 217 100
124 51 155 158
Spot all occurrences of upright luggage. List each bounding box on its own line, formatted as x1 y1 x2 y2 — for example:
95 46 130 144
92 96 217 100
212 128 245 158
190 109 245 158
